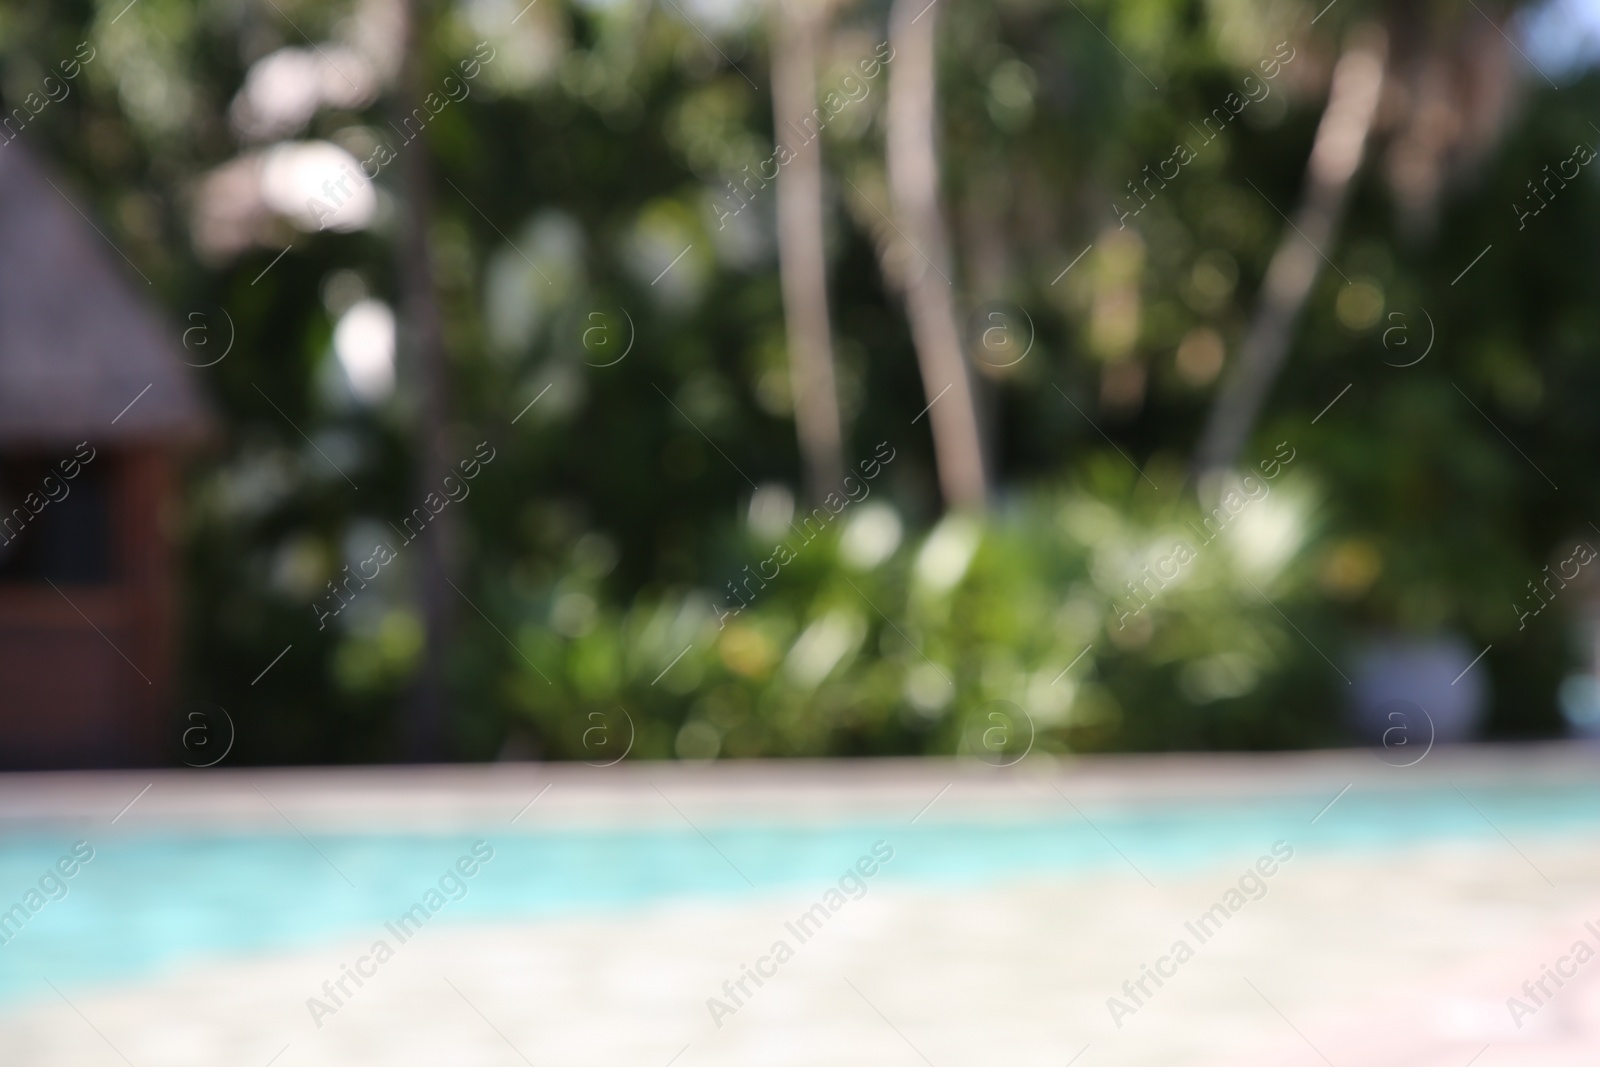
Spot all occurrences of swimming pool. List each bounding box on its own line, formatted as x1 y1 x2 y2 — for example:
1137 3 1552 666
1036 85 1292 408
4 777 1598 1009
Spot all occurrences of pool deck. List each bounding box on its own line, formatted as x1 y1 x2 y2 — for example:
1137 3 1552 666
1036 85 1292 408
3 741 1597 828
4 745 1600 1065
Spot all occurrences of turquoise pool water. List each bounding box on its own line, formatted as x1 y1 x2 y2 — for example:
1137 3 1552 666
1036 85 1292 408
1 783 1597 1007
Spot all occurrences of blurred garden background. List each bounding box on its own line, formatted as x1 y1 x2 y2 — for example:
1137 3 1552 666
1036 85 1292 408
8 0 1600 766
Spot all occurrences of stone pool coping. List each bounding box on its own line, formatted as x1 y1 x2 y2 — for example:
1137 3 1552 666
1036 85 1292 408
0 742 1596 830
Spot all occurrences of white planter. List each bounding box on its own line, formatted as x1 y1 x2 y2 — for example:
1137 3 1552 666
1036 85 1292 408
1349 635 1488 746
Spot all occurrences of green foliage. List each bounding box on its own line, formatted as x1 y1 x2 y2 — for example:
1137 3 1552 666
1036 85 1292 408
5 0 1594 761
469 455 1346 759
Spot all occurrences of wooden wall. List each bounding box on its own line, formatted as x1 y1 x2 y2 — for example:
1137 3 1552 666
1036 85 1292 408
0 446 177 768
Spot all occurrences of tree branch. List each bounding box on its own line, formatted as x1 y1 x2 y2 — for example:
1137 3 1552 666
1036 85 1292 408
771 0 846 501
1193 27 1387 485
885 0 989 510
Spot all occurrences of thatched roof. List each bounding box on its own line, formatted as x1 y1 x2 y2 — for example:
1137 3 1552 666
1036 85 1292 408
0 145 211 447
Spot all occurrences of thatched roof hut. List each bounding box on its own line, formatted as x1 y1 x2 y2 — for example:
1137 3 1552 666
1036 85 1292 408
0 144 211 768
0 146 210 445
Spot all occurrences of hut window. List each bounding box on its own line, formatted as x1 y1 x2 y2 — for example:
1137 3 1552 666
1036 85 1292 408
0 455 112 583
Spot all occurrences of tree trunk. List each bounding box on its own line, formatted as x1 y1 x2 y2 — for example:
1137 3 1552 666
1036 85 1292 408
885 0 988 510
393 0 455 761
770 0 846 501
1192 27 1387 485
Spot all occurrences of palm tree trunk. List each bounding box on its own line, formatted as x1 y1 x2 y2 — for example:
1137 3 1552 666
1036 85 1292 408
770 0 846 501
393 0 455 761
1192 27 1387 484
885 0 988 510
